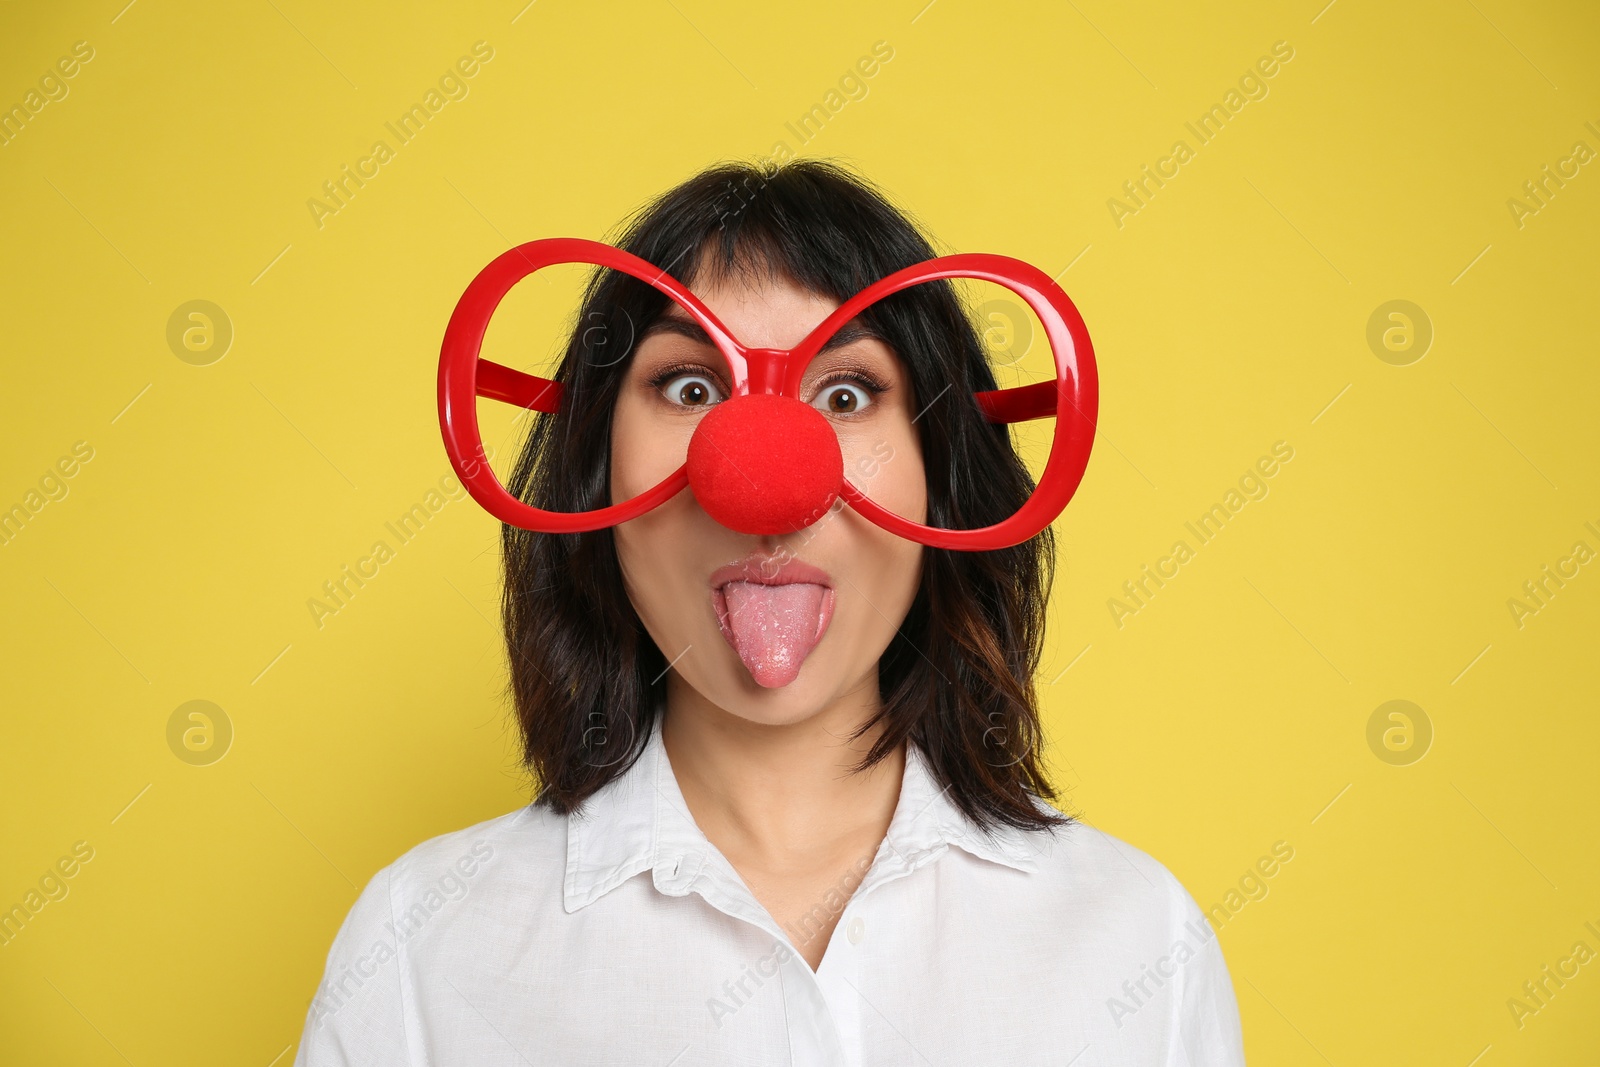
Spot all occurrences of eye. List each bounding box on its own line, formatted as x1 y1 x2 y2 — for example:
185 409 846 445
813 382 873 416
661 373 724 408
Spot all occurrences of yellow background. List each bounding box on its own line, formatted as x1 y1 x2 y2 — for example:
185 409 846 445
2 0 1597 1062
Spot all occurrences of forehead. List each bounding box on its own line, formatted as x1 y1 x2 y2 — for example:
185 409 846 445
640 289 889 361
663 269 839 351
641 271 889 358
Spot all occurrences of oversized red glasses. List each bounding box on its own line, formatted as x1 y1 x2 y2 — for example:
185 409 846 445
438 238 1098 551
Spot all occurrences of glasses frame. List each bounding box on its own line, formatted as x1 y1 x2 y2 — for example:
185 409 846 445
438 237 1098 551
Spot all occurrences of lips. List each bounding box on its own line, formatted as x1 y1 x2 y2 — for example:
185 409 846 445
709 555 835 688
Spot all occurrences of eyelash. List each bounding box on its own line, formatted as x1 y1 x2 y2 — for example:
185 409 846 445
645 361 728 396
821 370 890 398
645 362 890 405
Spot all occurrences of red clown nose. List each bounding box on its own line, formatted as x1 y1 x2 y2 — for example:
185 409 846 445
686 394 844 535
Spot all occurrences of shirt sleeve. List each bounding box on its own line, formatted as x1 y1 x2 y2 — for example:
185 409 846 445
293 863 412 1066
1167 874 1247 1066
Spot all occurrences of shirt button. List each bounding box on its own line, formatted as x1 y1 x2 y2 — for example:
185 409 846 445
846 916 865 944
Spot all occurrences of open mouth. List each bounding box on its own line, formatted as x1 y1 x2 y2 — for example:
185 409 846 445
709 555 836 689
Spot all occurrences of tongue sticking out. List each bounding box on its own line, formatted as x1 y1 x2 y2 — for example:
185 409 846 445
716 581 833 688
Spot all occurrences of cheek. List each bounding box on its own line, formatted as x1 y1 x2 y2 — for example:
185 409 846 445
610 394 712 645
831 421 926 627
612 492 701 656
823 489 924 660
609 392 682 502
838 419 926 525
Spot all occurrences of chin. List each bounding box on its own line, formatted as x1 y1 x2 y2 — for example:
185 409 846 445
687 643 872 729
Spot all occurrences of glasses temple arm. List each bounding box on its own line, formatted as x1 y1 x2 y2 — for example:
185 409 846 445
973 380 1059 424
477 359 563 413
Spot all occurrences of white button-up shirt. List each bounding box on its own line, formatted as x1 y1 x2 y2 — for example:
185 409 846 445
295 717 1245 1065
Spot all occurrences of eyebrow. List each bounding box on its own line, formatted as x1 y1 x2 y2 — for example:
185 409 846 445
641 311 884 354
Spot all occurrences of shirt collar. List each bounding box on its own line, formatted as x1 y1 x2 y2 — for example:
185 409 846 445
562 714 1040 915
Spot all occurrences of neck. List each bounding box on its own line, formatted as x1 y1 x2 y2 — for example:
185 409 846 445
659 671 905 868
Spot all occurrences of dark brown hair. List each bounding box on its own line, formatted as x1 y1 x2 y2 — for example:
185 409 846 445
500 158 1070 834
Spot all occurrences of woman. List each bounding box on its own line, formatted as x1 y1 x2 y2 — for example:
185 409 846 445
296 159 1245 1064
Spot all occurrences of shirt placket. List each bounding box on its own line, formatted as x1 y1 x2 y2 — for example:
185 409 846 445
653 848 848 1066
812 835 951 1067
810 908 863 1066
641 731 973 1066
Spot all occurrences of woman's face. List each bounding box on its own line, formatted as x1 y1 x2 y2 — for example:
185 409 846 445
610 264 927 726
